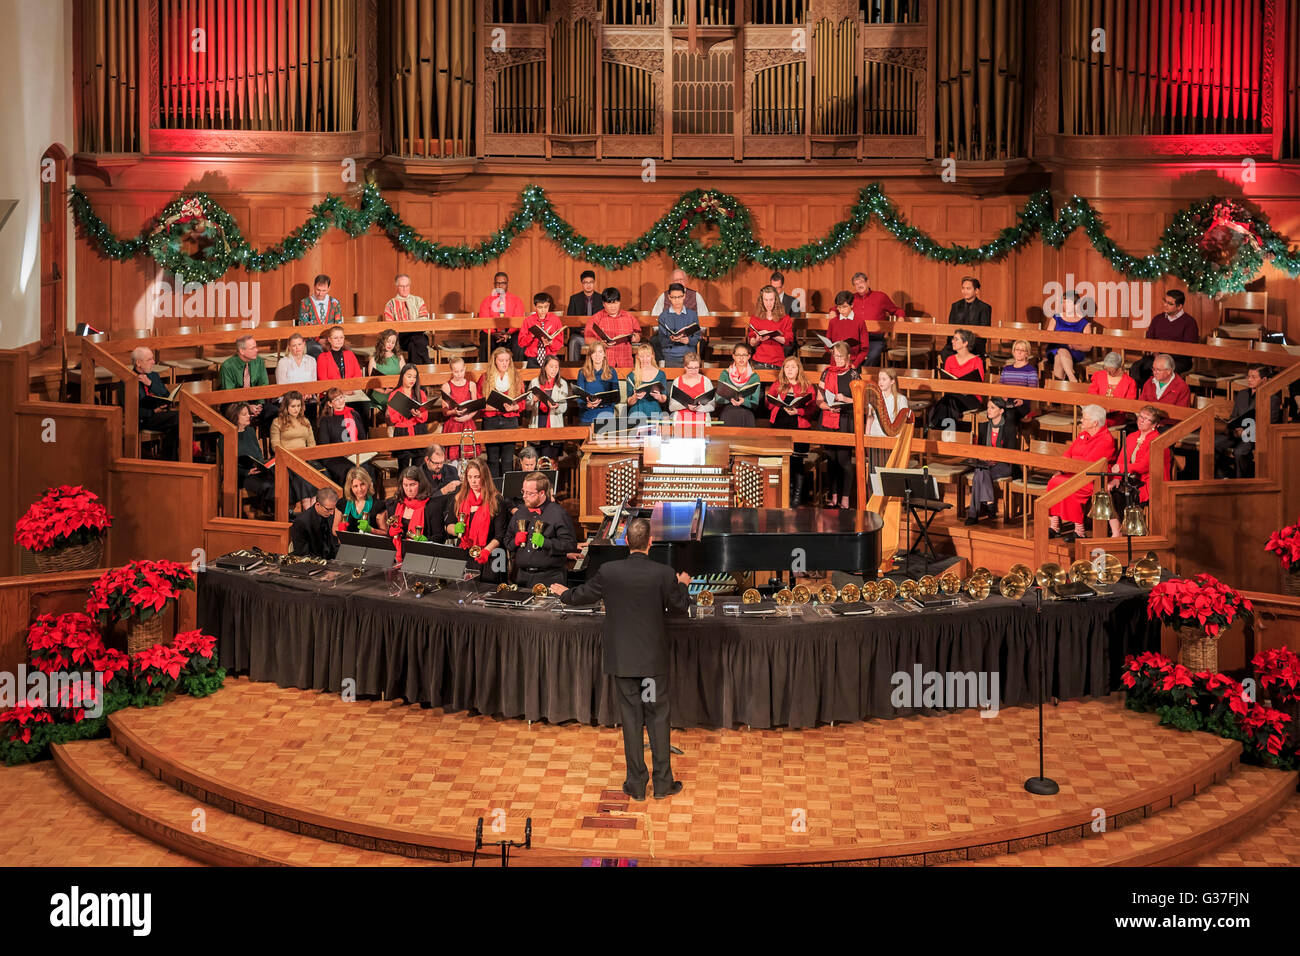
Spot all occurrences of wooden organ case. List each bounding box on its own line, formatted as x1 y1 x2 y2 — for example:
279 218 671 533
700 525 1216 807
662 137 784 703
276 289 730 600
579 431 789 524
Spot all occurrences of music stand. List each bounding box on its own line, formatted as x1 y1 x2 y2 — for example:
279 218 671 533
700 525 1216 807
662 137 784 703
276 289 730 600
499 469 559 500
336 532 397 578
400 540 471 583
878 467 941 577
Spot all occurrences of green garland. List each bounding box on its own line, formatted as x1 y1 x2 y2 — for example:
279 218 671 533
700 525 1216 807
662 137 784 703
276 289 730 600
69 180 1300 297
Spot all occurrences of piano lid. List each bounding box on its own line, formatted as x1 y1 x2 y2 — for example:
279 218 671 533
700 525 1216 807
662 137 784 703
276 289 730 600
650 501 883 538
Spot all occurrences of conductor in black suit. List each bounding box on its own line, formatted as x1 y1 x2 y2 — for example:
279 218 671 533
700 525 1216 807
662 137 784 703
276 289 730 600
550 517 692 801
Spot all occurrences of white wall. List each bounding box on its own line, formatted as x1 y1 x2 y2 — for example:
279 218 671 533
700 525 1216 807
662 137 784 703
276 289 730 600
0 0 75 349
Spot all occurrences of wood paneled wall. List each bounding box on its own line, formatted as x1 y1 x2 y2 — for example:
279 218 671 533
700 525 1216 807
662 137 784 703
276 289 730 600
71 172 1300 341
0 570 107 677
105 459 214 566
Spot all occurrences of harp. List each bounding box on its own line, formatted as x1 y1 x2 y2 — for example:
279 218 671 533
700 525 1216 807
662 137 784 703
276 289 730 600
853 379 914 575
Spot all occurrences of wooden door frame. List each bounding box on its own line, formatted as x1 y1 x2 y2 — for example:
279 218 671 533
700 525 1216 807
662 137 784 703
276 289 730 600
40 143 71 352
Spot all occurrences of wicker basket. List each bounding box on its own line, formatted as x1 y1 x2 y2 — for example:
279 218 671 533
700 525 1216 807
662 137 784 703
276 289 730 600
1177 627 1217 673
32 538 104 573
1285 569 1300 597
127 609 171 654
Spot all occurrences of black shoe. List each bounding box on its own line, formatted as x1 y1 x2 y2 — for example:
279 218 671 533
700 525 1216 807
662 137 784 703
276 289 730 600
622 782 646 801
1048 527 1060 539
1061 531 1077 544
983 502 998 519
654 781 683 800
964 515 979 526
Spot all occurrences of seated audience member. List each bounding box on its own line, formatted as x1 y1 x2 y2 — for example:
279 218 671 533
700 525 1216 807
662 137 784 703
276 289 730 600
928 328 985 431
446 457 509 583
717 342 762 428
626 344 668 425
131 347 179 459
849 272 903 369
479 347 526 480
477 271 526 361
382 273 431 366
519 293 565 368
767 356 815 506
865 367 909 443
1138 353 1192 408
277 334 320 395
657 283 702 368
1214 365 1283 478
998 339 1040 389
527 354 570 463
584 288 640 369
823 290 868 369
315 387 375 486
229 402 274 512
566 269 601 363
296 274 342 356
669 351 716 439
1088 351 1137 427
817 342 859 510
269 390 317 512
440 357 482 464
507 472 577 589
966 398 1022 525
1045 404 1117 543
366 329 403 413
420 443 462 501
386 363 430 473
387 467 445 544
1132 289 1197 388
337 466 387 534
290 487 340 559
316 325 364 381
575 341 619 428
1045 291 1093 382
747 285 793 369
940 276 992 362
769 271 802 356
649 268 712 317
219 335 273 427
1108 406 1169 535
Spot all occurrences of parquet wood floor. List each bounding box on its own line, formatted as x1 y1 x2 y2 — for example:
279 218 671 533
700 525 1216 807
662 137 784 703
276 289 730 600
1196 793 1300 866
0 760 198 867
106 677 1241 864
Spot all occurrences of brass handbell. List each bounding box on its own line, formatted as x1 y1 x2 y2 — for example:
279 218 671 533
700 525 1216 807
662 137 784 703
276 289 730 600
1069 559 1098 586
469 545 483 560
1095 552 1124 586
412 580 428 596
792 584 812 605
532 583 549 597
841 583 861 604
966 575 992 600
351 566 364 580
876 579 897 601
1007 563 1033 583
918 575 938 596
998 571 1028 599
969 566 993 586
938 570 962 595
898 579 920 601
1121 505 1148 537
742 588 762 604
1127 551 1162 589
1035 562 1067 589
1088 488 1116 521
816 583 839 604
496 582 517 592
696 589 715 607
774 588 794 606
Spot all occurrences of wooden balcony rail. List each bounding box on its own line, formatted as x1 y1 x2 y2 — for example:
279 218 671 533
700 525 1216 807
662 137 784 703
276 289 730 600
177 390 239 518
1031 456 1111 567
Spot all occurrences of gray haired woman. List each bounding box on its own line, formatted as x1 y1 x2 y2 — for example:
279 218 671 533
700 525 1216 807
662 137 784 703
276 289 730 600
1088 352 1137 427
1045 403 1117 543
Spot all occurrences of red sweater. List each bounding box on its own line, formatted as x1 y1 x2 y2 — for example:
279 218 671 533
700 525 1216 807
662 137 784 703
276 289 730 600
1139 373 1192 408
316 347 364 381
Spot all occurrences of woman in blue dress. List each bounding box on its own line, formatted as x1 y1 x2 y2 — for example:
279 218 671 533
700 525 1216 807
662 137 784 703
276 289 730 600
1046 292 1093 382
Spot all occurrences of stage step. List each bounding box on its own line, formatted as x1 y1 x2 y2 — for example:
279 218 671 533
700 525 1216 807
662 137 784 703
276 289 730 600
51 739 439 867
949 765 1298 867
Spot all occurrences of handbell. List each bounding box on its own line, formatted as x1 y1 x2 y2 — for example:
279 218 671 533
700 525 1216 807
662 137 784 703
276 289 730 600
966 576 992 601
918 575 938 596
816 583 838 604
1007 563 1033 583
1095 552 1124 586
841 583 861 604
1088 488 1116 521
696 589 715 607
351 566 364 580
469 545 483 560
861 580 880 603
412 581 428 596
742 588 762 604
1069 559 1098 586
1121 505 1148 537
968 566 993 586
1128 551 1162 589
898 579 919 601
1035 562 1067 589
997 571 1027 600
496 582 517 592
774 588 794 606
938 570 962 595
532 583 549 597
792 584 811 605
876 579 898 601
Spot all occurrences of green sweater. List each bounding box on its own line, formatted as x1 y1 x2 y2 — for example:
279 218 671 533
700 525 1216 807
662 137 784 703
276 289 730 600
219 355 269 390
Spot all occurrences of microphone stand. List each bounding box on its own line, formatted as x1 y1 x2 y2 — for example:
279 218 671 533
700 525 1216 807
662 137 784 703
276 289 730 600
472 816 532 868
1024 582 1059 795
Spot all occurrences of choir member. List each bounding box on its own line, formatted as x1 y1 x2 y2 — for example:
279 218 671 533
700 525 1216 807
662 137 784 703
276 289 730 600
1109 406 1170 534
576 341 619 428
1088 351 1137 427
850 272 903 368
269 390 317 512
717 342 762 428
584 288 641 369
823 291 867 368
747 285 793 369
1138 354 1192 408
527 354 570 462
366 329 402 413
1214 365 1283 478
382 273 431 366
649 268 711 316
566 269 601 363
668 351 715 438
385 364 430 473
767 356 816 506
315 325 364 382
940 276 991 361
518 292 565 368
927 329 985 431
626 344 668 424
1045 291 1093 382
295 273 341 356
440 357 482 464
477 271 526 361
131 347 179 460
315 387 375 486
657 283 702 368
1132 289 1198 388
817 342 859 510
479 348 526 480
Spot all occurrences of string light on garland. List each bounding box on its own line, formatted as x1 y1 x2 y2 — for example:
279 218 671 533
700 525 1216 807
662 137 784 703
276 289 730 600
68 181 1300 297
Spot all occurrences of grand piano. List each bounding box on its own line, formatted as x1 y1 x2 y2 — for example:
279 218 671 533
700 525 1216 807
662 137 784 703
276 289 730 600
580 500 882 577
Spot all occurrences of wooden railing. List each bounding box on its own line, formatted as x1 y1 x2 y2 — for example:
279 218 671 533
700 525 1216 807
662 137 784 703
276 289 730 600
176 391 238 518
1031 456 1110 567
79 337 140 458
1254 360 1300 478
1147 403 1224 536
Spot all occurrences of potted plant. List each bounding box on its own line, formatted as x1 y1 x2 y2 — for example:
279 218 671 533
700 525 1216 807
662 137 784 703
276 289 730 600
1264 515 1300 595
1146 573 1253 673
14 486 113 572
1253 647 1300 749
85 559 196 654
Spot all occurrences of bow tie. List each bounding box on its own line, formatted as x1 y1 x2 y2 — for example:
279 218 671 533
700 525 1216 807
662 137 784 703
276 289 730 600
528 508 542 515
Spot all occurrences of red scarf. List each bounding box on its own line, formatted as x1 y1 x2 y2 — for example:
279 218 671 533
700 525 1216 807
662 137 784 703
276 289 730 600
458 490 493 548
335 408 357 443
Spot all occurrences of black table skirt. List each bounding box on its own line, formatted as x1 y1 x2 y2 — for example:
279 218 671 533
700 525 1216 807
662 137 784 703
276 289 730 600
200 570 1157 730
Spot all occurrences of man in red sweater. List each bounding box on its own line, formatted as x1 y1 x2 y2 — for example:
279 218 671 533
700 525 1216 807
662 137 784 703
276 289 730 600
584 288 641 368
850 272 903 368
1138 353 1192 408
476 271 526 361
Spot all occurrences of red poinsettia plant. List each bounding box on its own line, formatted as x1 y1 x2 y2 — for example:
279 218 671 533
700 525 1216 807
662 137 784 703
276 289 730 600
1253 647 1300 708
1264 515 1300 572
85 559 195 626
1147 573 1252 637
14 485 113 553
